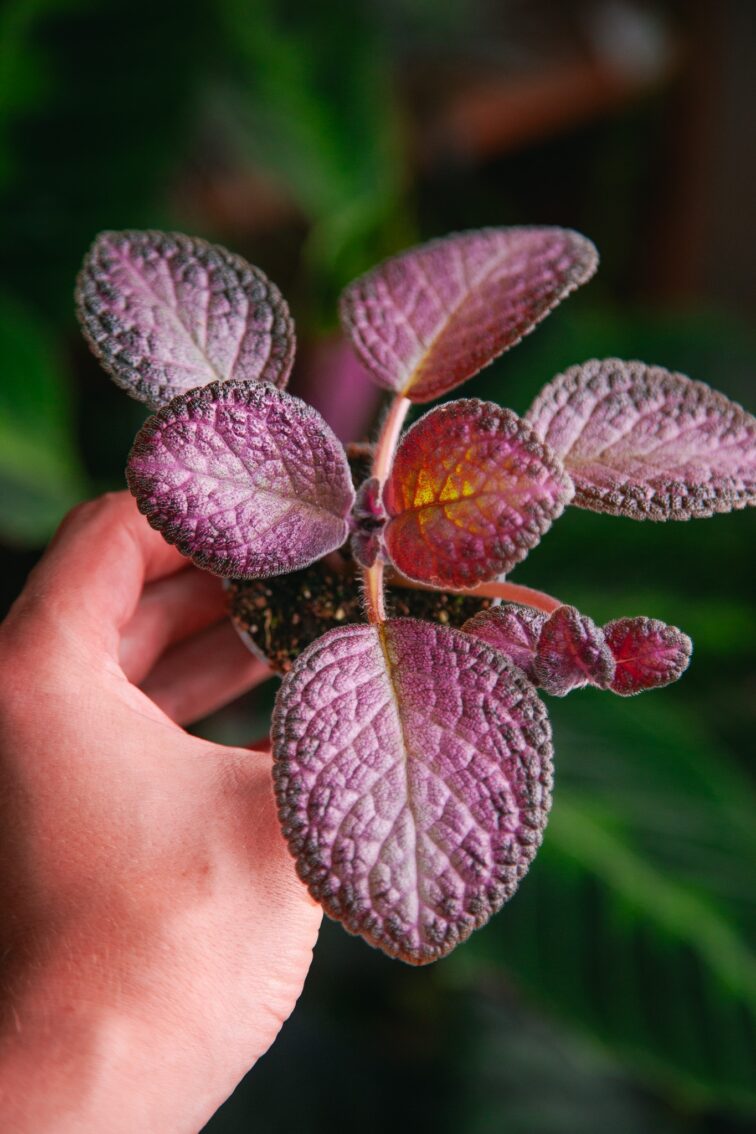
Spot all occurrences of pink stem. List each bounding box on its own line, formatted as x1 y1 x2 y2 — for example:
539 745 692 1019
372 396 411 484
364 559 387 623
363 395 411 624
390 575 563 615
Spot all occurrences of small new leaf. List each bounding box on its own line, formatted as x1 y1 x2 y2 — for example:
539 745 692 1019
340 227 598 402
534 605 615 696
127 381 354 578
351 476 386 568
603 616 693 695
462 604 546 682
76 230 295 408
383 399 574 587
272 619 553 964
526 358 756 519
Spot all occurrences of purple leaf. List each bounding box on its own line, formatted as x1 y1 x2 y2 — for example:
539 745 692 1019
272 619 553 964
382 399 574 587
462 604 547 682
126 380 355 578
534 605 615 697
76 230 295 408
526 358 756 519
603 616 693 695
340 227 598 403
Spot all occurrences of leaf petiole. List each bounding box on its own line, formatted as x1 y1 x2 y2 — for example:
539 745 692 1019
372 395 411 483
364 395 411 622
389 574 564 615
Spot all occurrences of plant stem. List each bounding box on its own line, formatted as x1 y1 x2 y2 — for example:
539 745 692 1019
372 395 410 484
389 575 563 615
363 395 411 624
365 559 387 623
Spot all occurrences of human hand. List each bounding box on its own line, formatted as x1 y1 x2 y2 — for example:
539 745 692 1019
0 493 321 1133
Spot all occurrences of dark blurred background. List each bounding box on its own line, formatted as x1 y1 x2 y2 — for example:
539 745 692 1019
1 0 754 1130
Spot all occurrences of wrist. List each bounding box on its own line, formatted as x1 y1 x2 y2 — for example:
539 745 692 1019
0 931 242 1134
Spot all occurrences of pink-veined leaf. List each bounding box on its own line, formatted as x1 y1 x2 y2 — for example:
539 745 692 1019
272 619 553 964
339 227 598 403
127 380 354 578
382 399 574 587
534 605 615 697
525 358 756 519
76 230 295 408
462 604 546 682
603 616 692 695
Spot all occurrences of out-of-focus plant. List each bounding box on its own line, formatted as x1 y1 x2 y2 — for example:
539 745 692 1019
217 0 413 320
0 295 87 543
0 0 413 546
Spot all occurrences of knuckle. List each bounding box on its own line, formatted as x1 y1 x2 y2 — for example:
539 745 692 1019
55 491 128 537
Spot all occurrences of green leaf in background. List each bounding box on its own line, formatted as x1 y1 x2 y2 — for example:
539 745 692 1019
0 0 211 322
455 991 677 1134
444 692 756 1112
0 296 88 544
0 0 81 189
218 0 413 314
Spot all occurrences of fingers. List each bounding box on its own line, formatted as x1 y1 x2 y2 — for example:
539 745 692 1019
119 567 229 684
12 493 186 659
140 620 271 725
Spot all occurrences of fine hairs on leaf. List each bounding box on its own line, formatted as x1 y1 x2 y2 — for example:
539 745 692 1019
76 230 296 408
272 619 553 964
382 399 574 587
339 227 598 402
533 605 615 697
525 358 756 520
75 225 756 964
465 604 693 698
127 381 354 578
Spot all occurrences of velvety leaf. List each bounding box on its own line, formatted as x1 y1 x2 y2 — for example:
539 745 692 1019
342 225 598 403
272 619 553 963
462 604 547 682
526 358 756 519
339 227 598 402
127 380 354 578
603 616 693 695
76 230 295 408
382 399 574 587
228 559 492 673
534 605 615 697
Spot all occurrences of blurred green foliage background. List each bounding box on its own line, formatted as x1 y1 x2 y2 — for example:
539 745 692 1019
1 1 754 1131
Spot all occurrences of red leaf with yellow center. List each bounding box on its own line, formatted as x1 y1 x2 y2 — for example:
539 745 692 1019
382 400 574 588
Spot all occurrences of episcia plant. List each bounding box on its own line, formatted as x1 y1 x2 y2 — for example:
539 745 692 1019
75 228 756 965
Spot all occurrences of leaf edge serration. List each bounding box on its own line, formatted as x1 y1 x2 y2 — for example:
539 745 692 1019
338 225 599 403
75 228 296 409
271 618 554 966
126 379 354 579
